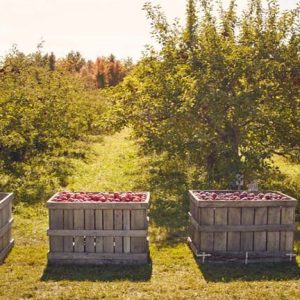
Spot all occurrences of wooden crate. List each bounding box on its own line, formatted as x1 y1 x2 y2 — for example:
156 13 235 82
0 193 14 264
188 190 298 263
47 192 150 265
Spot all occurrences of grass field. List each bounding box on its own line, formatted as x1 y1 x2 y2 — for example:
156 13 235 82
0 129 299 299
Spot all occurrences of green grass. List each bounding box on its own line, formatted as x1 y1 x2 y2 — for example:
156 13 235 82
0 129 299 299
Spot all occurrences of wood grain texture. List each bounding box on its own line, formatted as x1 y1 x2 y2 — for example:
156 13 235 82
85 209 95 253
200 208 214 251
103 210 114 253
49 209 63 252
131 210 147 253
241 208 254 251
254 207 267 251
114 210 123 253
227 208 241 251
95 210 103 253
74 209 84 253
214 208 227 251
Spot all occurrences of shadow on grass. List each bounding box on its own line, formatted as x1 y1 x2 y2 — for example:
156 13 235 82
143 160 191 247
41 260 152 282
198 261 300 282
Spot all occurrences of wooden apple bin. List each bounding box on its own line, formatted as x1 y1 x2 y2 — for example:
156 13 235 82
47 192 150 265
0 193 14 264
188 190 297 263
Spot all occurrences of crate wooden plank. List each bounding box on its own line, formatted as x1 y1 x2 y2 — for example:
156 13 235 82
131 210 147 253
114 210 123 253
0 207 4 252
103 210 114 253
123 210 130 253
0 240 14 264
48 252 148 264
227 208 241 251
48 229 148 237
49 209 63 252
214 208 227 251
48 200 149 210
2 204 9 249
280 207 295 252
254 207 267 251
63 210 74 253
95 209 103 253
74 209 84 253
267 207 280 252
85 209 95 253
241 207 254 251
200 208 214 251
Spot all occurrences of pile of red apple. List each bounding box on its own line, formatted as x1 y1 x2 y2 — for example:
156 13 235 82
193 191 289 201
52 192 147 203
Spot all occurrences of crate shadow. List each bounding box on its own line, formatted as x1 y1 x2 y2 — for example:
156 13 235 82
41 259 152 282
197 260 300 282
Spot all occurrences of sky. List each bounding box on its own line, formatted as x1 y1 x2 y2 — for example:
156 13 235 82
0 0 298 61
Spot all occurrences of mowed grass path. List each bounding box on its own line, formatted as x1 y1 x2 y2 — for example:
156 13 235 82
0 129 299 299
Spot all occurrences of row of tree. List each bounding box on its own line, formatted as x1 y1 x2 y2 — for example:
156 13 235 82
0 47 118 202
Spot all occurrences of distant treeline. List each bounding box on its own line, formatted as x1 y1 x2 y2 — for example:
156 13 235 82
0 47 124 202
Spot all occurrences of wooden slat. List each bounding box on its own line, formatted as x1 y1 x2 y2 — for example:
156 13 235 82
123 210 130 253
63 210 74 252
114 210 123 253
103 210 114 253
95 209 103 253
49 209 63 252
214 208 227 251
0 193 14 210
85 209 95 253
0 206 4 251
74 210 84 253
131 210 147 253
0 219 14 238
280 207 295 252
241 208 254 251
200 208 214 251
47 194 150 210
190 215 295 232
227 208 241 251
267 207 280 252
254 207 267 251
48 252 148 262
0 240 14 264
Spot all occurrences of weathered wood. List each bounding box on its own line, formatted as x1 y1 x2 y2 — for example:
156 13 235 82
85 209 95 253
200 208 214 251
63 210 74 253
0 240 14 263
267 207 280 252
47 192 150 264
123 210 131 253
227 208 241 251
131 210 147 253
47 193 150 210
95 209 103 253
74 209 84 253
48 252 148 265
214 208 227 251
240 208 254 251
103 209 114 253
189 190 297 208
49 209 63 252
190 217 295 232
254 207 267 251
114 210 123 253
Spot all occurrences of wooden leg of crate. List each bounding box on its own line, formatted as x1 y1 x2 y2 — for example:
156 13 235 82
0 239 14 264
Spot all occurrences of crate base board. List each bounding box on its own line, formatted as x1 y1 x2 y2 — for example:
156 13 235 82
0 239 14 264
187 238 295 264
48 252 149 265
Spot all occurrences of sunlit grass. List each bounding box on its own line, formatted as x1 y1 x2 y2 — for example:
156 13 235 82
0 130 299 299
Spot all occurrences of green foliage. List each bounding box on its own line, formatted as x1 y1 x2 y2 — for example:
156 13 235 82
0 48 107 202
120 0 300 188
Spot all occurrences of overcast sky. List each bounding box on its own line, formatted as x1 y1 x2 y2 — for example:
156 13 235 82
0 0 298 61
